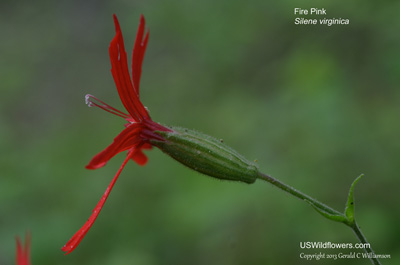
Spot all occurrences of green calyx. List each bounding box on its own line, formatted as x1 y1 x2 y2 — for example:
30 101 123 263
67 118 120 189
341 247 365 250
151 126 259 184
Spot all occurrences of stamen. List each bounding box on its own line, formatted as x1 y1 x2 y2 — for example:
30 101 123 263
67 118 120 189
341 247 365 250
85 94 93 106
85 94 131 119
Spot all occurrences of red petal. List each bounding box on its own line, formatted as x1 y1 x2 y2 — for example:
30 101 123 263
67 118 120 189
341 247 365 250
131 14 149 96
131 148 149 165
110 14 150 121
131 142 153 166
16 234 31 265
86 123 143 169
62 152 133 254
141 142 152 150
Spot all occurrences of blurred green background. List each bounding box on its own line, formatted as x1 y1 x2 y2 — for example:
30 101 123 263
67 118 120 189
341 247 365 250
1 0 399 264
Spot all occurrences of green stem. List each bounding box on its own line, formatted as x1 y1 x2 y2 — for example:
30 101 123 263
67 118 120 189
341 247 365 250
350 222 382 265
257 172 381 265
257 172 342 216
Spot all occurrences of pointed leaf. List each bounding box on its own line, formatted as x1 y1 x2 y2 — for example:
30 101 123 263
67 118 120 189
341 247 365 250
306 200 348 223
345 174 364 224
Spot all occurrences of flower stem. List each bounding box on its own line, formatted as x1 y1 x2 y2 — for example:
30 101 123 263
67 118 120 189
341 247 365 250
257 172 381 265
257 172 342 216
350 222 382 265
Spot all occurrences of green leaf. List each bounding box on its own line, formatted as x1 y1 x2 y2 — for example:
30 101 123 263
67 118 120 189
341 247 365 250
306 200 348 223
345 174 364 225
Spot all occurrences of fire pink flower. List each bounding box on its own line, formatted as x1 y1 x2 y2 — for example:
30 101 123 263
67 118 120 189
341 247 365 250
62 14 171 254
16 234 31 265
62 14 259 255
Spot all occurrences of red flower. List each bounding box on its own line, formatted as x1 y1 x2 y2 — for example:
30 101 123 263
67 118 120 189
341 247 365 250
62 14 171 254
16 234 31 265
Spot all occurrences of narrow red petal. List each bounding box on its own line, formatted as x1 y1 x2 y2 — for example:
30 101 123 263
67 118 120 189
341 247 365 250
62 151 134 254
16 234 31 265
110 14 150 121
86 124 143 169
131 14 149 95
